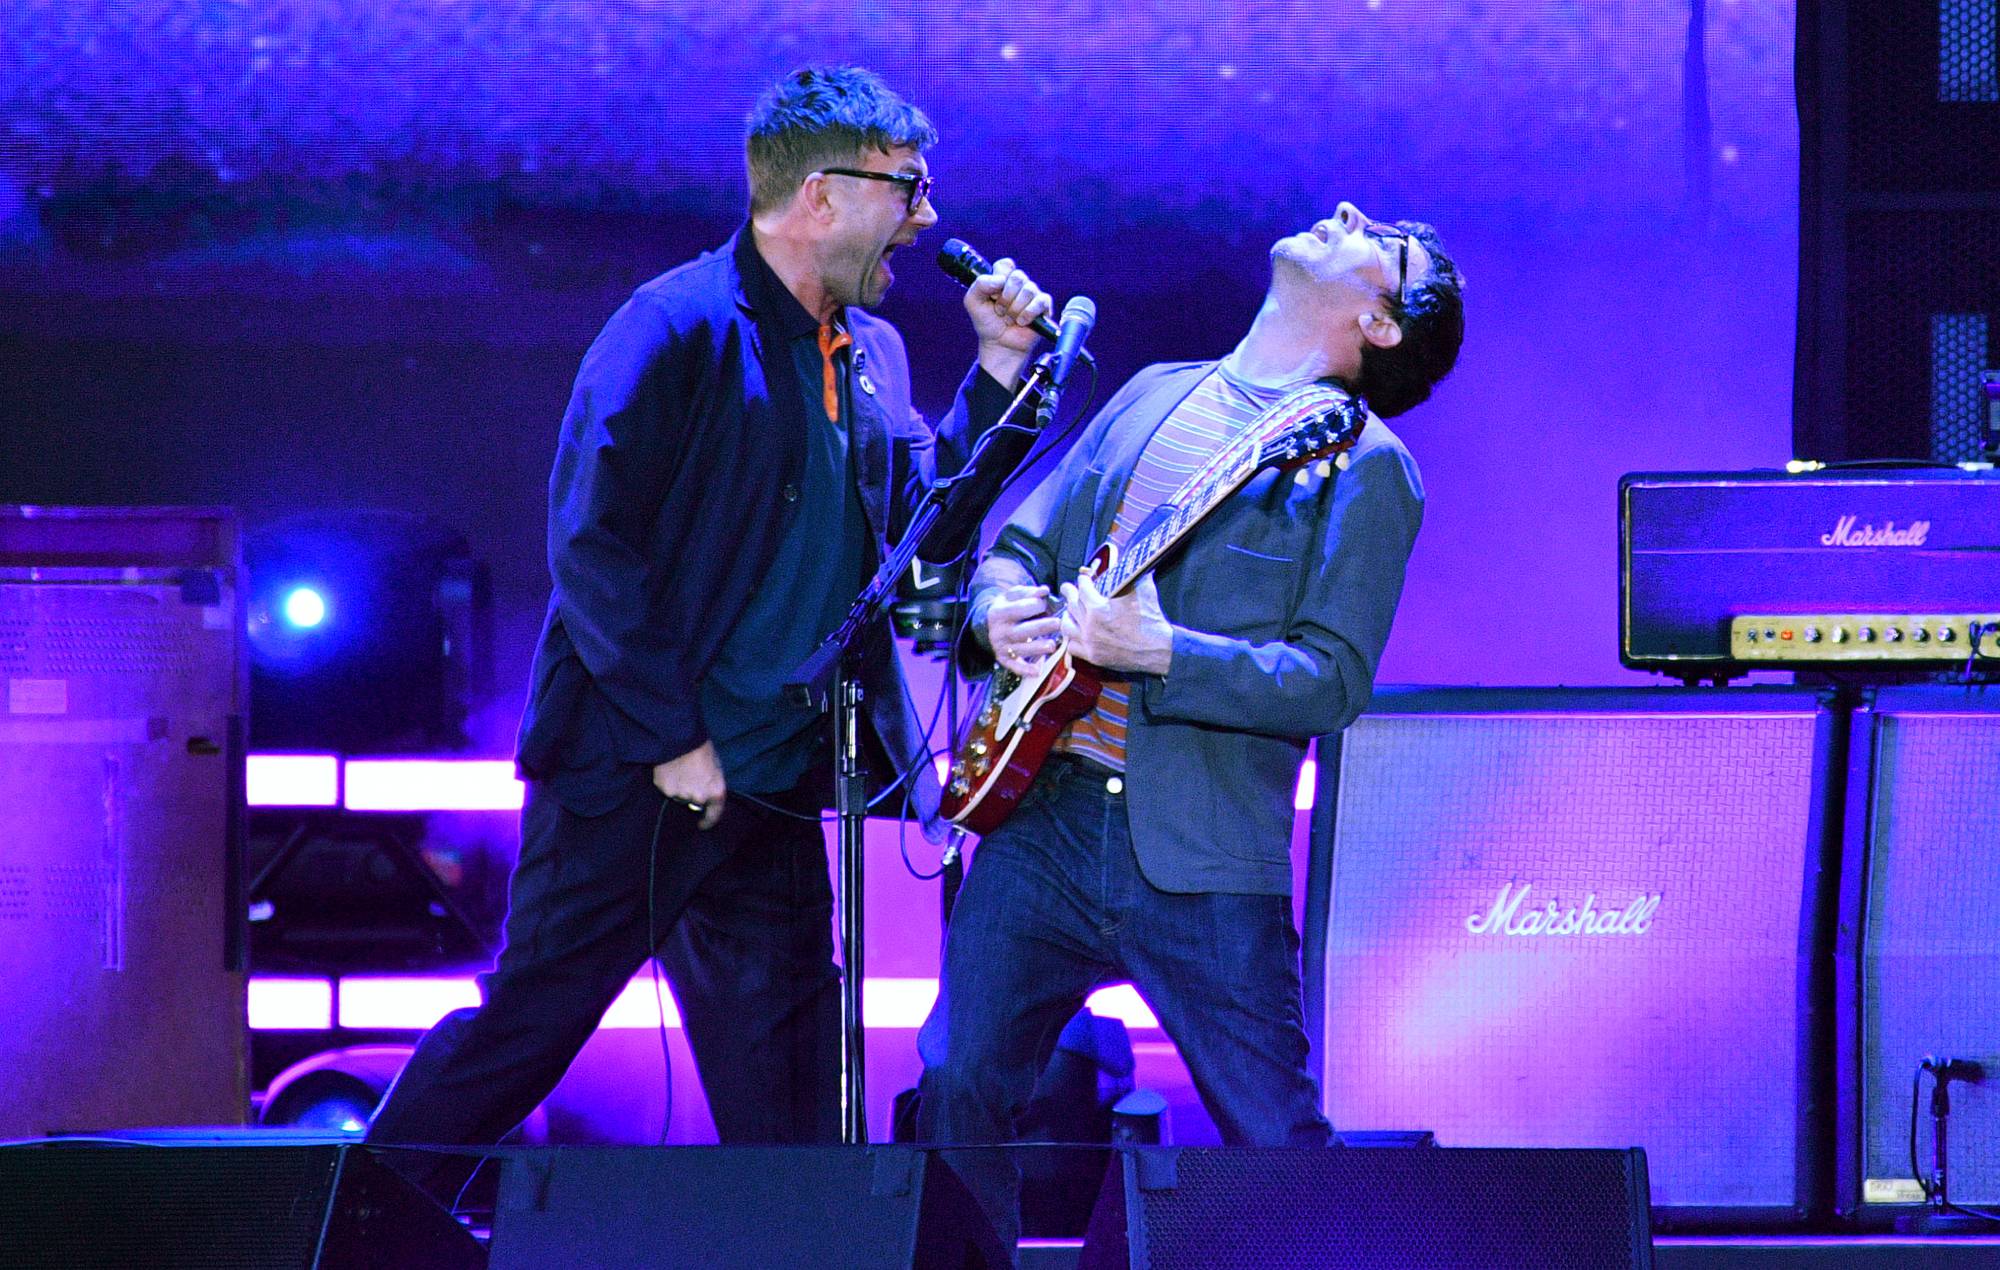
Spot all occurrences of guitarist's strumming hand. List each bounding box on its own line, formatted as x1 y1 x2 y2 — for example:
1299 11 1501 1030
1060 572 1174 677
986 583 1060 678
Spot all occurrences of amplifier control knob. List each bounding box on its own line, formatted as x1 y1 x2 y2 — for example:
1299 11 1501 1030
1804 627 1823 643
1912 627 1930 644
1764 627 1779 642
1831 628 1850 644
1940 626 1958 644
1745 629 1761 644
1886 627 1903 643
1859 626 1876 642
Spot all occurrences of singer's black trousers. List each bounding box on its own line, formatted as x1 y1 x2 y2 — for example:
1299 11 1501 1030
367 774 841 1169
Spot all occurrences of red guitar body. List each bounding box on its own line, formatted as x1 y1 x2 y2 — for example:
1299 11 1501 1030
943 654 1103 836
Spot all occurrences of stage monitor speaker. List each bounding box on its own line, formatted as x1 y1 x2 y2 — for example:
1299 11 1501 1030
1305 688 1841 1227
0 506 248 1138
1839 687 2000 1219
0 1143 485 1269
488 1145 1009 1269
1076 1145 1652 1270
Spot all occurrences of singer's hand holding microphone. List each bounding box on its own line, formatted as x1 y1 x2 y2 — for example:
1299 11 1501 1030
962 254 1053 385
942 239 1095 391
915 239 1102 570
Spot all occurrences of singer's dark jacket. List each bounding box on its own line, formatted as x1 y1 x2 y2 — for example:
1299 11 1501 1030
516 227 1013 828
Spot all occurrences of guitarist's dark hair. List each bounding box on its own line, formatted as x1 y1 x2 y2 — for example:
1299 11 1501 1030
1351 221 1465 418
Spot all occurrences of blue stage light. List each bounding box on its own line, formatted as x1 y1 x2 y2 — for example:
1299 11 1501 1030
282 586 327 629
244 511 491 752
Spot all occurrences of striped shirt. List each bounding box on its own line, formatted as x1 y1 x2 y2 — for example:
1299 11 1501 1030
1058 365 1289 772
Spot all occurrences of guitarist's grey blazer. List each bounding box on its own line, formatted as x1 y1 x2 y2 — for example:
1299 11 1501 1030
965 360 1424 896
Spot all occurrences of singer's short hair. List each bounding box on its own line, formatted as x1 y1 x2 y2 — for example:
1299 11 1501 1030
1352 221 1465 418
746 67 938 214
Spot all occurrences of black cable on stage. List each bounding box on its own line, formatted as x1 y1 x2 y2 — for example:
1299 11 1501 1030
647 799 674 1145
1907 1060 2000 1226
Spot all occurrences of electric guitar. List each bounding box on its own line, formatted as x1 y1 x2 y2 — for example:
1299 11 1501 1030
940 381 1368 835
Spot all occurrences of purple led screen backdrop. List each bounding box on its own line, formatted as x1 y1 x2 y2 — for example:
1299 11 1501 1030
0 2 1798 714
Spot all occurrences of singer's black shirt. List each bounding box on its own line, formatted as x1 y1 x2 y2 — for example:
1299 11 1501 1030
696 240 873 795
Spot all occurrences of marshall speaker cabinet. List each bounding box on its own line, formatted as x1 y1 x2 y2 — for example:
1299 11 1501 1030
1838 687 2000 1222
0 506 249 1136
1620 469 2000 679
1305 688 1843 1227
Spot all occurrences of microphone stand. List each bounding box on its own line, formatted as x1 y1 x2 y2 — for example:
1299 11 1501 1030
786 354 1059 1145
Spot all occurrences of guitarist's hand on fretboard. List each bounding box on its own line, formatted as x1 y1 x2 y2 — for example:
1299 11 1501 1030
1059 572 1174 677
987 582 1061 678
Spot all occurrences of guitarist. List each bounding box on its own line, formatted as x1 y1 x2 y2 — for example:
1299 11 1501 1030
917 203 1464 1250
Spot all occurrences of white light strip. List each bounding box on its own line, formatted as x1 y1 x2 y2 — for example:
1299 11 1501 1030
342 759 524 811
601 976 683 1028
243 754 1323 817
247 977 334 1029
1084 983 1160 1030
246 754 340 807
864 977 939 1028
253 975 1164 1033
336 976 481 1030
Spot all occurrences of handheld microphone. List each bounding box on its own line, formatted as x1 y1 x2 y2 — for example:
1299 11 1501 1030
937 239 1091 361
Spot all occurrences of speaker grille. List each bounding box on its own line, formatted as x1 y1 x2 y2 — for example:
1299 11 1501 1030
0 1146 337 1268
1842 211 2000 460
1126 1147 1645 1269
1861 709 2000 1205
1941 0 2000 102
1322 705 1821 1213
1930 314 1991 463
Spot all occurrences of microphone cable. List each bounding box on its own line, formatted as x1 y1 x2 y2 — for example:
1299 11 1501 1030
1907 1058 2000 1224
647 799 675 1144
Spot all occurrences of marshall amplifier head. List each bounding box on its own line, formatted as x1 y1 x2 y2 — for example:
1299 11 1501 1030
1305 688 1839 1228
1620 469 2000 678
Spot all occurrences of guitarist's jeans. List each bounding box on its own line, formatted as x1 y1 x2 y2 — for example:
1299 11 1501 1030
917 753 1330 1255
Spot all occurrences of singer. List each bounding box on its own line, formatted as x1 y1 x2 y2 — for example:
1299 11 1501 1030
917 202 1466 1250
365 65 1050 1170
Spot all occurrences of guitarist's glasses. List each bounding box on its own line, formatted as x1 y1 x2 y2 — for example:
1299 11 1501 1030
1361 220 1411 306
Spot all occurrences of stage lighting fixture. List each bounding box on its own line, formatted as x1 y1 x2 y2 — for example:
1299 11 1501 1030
258 1045 415 1134
282 586 327 629
246 813 498 973
260 1045 549 1142
246 510 491 752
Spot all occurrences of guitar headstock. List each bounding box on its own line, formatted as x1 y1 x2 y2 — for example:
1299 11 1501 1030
1262 387 1369 472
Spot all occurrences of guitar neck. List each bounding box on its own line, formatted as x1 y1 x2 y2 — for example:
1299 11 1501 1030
1091 379 1360 599
1100 442 1263 596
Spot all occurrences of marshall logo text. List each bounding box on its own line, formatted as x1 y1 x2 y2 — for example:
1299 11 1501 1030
1465 882 1661 937
1821 516 1930 548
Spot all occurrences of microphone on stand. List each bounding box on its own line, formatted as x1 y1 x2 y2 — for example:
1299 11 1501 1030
1927 1056 1987 1084
915 295 1099 565
1045 295 1097 389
